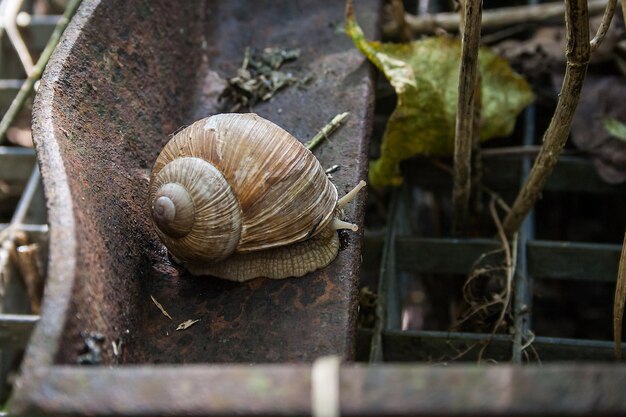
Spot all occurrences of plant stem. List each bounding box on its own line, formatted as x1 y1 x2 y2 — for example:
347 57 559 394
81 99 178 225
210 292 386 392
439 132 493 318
4 0 35 75
615 230 626 360
0 0 83 145
590 0 617 52
452 0 482 235
384 0 607 36
502 0 590 238
305 112 350 151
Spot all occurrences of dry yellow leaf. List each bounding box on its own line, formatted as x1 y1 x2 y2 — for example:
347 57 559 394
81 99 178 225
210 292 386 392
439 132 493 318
346 3 534 188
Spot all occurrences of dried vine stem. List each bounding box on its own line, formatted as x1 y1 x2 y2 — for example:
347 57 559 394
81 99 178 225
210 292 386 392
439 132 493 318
502 0 590 238
590 0 617 52
477 199 518 363
389 0 411 42
452 0 482 235
383 0 608 36
3 0 35 75
0 0 83 145
615 230 626 360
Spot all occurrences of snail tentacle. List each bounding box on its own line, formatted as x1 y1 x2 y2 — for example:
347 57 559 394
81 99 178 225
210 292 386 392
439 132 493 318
338 180 367 209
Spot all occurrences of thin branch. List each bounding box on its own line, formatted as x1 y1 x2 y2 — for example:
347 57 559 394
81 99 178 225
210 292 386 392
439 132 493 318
478 199 518 363
502 0 590 238
389 0 411 42
590 0 617 52
0 0 83 145
452 0 482 235
384 0 608 36
3 0 34 75
305 112 350 151
614 230 626 360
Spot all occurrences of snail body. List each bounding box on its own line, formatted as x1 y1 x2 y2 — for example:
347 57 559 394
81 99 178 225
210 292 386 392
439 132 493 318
149 113 365 281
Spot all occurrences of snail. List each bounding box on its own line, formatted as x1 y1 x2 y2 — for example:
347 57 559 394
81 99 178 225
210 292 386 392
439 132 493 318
148 113 366 282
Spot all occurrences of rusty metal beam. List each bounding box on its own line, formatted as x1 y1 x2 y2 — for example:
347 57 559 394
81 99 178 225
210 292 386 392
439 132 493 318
11 0 379 412
12 363 626 416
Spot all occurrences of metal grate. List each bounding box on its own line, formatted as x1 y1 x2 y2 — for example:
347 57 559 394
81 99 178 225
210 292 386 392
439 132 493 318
360 27 626 364
0 0 58 405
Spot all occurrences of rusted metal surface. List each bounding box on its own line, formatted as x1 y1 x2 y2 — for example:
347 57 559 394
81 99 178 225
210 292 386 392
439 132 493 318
10 0 376 412
14 363 626 416
14 0 376 371
7 0 377 412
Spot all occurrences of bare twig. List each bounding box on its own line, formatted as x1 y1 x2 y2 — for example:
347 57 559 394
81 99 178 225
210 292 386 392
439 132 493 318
614 230 626 360
470 76 483 213
502 0 590 238
478 199 518 363
389 0 411 42
384 0 608 36
590 0 617 52
0 0 83 145
12 243 44 314
3 0 35 75
305 112 350 151
452 0 482 235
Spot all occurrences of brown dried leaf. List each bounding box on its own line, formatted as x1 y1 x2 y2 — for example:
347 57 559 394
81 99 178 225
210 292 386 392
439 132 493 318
150 295 173 320
568 75 626 184
176 319 200 331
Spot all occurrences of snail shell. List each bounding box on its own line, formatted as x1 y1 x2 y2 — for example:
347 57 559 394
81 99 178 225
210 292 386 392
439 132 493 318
149 113 365 282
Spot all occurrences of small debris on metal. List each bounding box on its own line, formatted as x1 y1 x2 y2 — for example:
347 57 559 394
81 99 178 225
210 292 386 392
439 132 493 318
305 112 350 151
150 295 173 320
325 164 340 175
176 319 200 331
77 332 105 365
112 339 123 358
220 46 301 111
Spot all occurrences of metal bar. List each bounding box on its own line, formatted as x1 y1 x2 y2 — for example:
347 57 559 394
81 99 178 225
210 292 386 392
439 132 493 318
512 104 536 362
0 80 23 110
395 237 501 274
0 146 36 181
374 236 621 283
9 165 39 226
16 15 62 52
12 363 626 417
370 190 400 362
407 156 626 194
0 224 47 233
0 314 38 348
528 240 621 281
371 329 626 362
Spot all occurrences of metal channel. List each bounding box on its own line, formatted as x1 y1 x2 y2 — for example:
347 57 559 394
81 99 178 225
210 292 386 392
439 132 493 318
359 329 626 363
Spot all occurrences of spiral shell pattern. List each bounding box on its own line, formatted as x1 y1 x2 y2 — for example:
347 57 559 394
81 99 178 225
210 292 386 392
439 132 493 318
148 113 338 264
